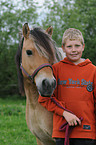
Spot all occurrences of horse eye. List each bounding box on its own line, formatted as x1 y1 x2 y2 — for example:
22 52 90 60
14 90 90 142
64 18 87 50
26 50 33 56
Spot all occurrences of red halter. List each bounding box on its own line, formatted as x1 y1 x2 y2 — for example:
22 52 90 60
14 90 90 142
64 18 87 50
20 63 53 83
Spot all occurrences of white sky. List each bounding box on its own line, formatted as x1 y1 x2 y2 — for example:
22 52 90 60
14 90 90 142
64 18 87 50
12 0 46 24
13 0 45 8
34 0 45 14
34 0 45 5
33 0 48 24
13 0 45 16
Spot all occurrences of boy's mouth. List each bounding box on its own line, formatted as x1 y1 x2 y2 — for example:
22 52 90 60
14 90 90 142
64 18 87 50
71 54 78 56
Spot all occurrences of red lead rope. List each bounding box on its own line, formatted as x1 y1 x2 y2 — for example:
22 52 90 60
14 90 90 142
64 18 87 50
50 96 83 145
59 117 83 145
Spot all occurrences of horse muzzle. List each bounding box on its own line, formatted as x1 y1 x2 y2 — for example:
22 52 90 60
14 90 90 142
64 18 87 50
37 78 56 97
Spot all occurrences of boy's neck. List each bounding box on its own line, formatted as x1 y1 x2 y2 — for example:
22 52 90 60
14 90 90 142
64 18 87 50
68 58 85 65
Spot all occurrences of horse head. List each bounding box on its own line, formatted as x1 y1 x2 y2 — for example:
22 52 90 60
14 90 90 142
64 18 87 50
15 23 63 97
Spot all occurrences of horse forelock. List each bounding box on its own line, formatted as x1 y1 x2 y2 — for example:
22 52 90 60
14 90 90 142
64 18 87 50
29 27 59 64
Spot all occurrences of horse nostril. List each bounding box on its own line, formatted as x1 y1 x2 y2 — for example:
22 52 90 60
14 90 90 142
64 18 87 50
42 78 56 90
42 79 49 89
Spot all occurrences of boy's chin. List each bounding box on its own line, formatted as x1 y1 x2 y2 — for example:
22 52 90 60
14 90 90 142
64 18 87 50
68 57 82 64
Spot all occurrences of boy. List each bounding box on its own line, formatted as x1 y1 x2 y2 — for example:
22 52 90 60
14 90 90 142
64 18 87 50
38 28 96 145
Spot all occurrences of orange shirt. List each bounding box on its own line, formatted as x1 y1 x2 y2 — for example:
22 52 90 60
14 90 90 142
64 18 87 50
38 58 96 139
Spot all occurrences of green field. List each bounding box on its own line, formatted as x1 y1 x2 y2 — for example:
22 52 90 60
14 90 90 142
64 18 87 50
0 96 37 145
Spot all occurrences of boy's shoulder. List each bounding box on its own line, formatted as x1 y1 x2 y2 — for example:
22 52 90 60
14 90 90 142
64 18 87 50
90 63 96 72
52 59 63 68
83 59 96 73
52 58 96 69
88 60 96 68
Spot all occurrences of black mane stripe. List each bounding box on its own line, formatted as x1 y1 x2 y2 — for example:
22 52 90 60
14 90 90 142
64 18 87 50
15 37 25 96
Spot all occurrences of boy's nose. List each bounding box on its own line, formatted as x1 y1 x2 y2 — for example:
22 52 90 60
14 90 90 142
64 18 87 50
72 46 76 51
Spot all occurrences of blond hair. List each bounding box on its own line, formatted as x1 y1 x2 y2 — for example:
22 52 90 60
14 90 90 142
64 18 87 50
62 28 84 45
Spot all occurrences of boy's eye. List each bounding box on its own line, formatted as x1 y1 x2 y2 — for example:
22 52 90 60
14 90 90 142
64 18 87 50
67 45 72 48
75 45 80 47
26 50 33 56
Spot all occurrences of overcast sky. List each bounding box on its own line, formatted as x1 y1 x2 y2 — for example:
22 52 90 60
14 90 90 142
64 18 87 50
34 0 45 6
12 0 46 24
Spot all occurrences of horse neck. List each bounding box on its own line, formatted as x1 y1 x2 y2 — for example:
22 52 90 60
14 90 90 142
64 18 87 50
24 79 39 107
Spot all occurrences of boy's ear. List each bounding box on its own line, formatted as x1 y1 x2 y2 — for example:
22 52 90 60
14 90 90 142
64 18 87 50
82 43 85 51
62 44 65 52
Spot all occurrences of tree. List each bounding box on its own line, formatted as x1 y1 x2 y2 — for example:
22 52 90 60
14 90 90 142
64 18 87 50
42 0 96 64
41 0 76 46
73 0 96 64
0 0 39 96
1 0 96 96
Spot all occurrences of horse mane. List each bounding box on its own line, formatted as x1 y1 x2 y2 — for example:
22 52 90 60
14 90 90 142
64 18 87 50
29 27 61 63
15 27 63 95
15 37 25 96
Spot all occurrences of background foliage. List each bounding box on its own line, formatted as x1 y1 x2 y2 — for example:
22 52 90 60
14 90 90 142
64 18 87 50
0 0 96 96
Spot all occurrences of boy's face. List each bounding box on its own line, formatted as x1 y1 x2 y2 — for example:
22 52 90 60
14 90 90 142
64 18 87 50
62 39 85 64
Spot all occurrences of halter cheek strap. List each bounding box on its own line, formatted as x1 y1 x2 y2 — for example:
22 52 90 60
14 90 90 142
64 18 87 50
20 63 53 83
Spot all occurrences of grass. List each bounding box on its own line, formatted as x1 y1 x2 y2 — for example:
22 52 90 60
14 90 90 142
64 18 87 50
0 96 37 145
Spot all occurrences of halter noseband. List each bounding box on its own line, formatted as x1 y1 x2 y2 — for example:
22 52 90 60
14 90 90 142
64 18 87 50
20 63 53 83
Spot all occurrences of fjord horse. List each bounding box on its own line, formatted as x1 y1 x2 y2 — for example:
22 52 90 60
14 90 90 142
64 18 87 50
15 23 65 145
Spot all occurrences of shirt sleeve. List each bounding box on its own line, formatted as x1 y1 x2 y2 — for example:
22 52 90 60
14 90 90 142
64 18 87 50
38 93 65 116
38 64 65 116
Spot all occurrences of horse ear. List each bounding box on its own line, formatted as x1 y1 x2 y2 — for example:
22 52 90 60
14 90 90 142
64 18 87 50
46 26 53 36
23 23 30 38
